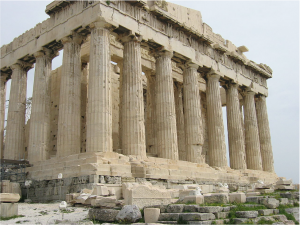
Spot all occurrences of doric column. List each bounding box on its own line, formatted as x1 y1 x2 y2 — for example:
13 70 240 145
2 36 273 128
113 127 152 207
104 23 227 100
256 95 274 172
5 61 32 160
183 63 204 163
28 49 57 163
153 50 178 160
0 75 7 159
206 73 227 167
81 63 88 153
57 33 83 157
225 82 246 169
120 33 146 157
243 89 263 170
174 81 186 161
86 22 112 153
145 71 157 155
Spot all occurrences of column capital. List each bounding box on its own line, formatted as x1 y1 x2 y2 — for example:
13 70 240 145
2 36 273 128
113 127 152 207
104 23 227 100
61 32 85 45
118 31 142 44
34 48 59 60
178 61 199 71
245 88 256 96
88 17 118 30
11 60 33 72
207 69 223 80
150 47 173 59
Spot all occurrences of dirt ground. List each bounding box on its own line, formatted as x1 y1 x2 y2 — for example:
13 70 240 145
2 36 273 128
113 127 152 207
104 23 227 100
1 202 92 225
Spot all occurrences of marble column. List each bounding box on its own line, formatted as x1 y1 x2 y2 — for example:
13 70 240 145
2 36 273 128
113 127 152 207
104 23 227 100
225 82 246 169
57 34 83 157
86 23 112 153
183 64 204 163
28 49 57 163
154 50 178 160
0 75 7 159
243 90 263 170
120 34 146 157
5 61 31 160
81 62 88 153
206 73 227 167
174 81 186 161
256 95 274 172
145 71 157 155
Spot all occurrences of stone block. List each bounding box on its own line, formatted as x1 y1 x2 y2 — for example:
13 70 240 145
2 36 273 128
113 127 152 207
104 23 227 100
214 212 229 219
246 192 260 197
166 204 185 213
187 221 212 224
116 205 142 223
0 203 18 218
184 205 199 212
275 185 295 190
259 188 274 194
253 216 276 223
144 208 160 223
258 209 274 216
182 195 204 204
92 184 109 196
246 196 263 203
279 198 289 205
273 215 288 222
179 213 201 221
158 213 180 221
285 208 299 222
229 193 246 203
198 206 222 213
280 193 292 199
91 196 117 208
66 193 80 203
88 208 119 222
222 206 230 212
204 193 228 204
0 193 20 203
236 211 258 218
1 180 10 193
273 209 280 214
123 183 172 208
233 218 249 224
261 198 280 209
277 179 292 185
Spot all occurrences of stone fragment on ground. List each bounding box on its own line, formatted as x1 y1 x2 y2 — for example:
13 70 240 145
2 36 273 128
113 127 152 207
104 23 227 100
116 205 142 223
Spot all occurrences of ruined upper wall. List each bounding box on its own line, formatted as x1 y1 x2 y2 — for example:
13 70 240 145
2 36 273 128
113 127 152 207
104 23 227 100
0 0 272 95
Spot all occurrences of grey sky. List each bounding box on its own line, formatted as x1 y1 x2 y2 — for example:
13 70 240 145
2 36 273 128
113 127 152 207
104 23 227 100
1 1 299 183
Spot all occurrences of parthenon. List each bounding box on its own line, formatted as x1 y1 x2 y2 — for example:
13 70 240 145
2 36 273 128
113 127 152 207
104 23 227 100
0 0 277 192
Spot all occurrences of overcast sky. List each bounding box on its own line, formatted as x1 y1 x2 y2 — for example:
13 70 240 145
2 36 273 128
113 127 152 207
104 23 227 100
0 1 299 183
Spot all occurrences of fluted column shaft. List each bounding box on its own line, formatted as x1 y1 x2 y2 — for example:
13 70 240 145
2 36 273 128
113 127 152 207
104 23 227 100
0 76 7 159
28 50 56 163
145 72 157 155
226 83 246 169
81 63 88 153
243 90 263 170
57 34 83 157
183 64 204 163
174 82 186 161
86 24 112 153
5 63 29 160
120 35 146 157
256 95 274 172
154 50 178 160
206 74 227 167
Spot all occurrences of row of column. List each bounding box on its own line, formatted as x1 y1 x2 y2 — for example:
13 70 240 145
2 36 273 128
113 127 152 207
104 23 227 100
0 23 274 173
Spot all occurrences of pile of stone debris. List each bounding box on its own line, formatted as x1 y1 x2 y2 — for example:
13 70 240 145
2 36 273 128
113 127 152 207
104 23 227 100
61 178 299 224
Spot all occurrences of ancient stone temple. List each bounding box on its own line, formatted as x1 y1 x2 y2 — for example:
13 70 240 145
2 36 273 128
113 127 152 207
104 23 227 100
0 0 277 199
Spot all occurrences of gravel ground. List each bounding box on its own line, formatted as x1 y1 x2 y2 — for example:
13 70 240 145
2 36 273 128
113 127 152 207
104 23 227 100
1 202 91 225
